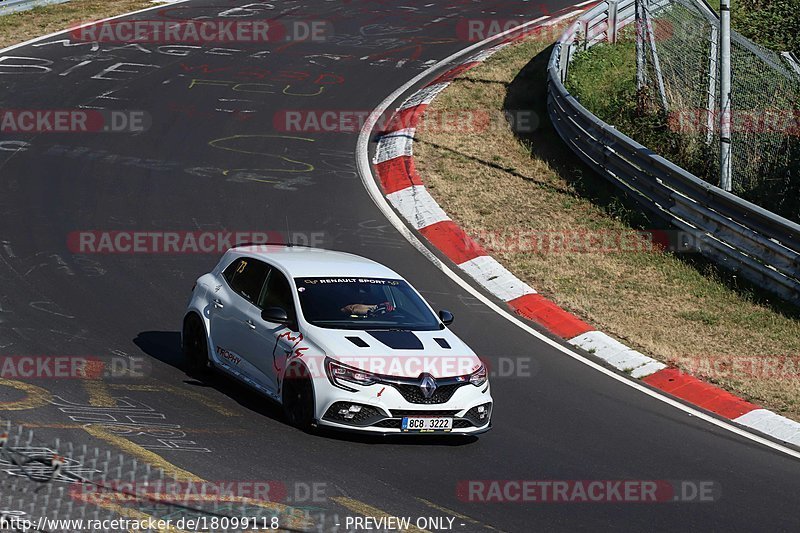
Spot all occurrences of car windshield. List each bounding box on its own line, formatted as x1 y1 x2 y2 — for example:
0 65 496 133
294 277 441 330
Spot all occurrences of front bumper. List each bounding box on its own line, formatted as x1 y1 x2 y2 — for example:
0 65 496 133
313 377 493 435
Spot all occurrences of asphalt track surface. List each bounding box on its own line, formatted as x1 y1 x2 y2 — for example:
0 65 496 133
0 1 799 531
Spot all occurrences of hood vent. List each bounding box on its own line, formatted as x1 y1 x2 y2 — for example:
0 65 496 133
346 336 370 348
433 338 451 349
367 330 423 350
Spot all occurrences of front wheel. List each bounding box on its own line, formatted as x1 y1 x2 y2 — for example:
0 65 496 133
282 367 315 431
183 314 210 375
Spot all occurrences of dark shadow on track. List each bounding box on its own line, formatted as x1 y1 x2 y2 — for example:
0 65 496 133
134 330 285 422
134 331 185 369
314 427 478 446
134 331 479 446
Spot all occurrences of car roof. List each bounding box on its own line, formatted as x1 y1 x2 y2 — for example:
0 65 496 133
229 245 403 279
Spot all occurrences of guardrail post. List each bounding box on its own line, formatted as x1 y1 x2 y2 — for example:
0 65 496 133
581 19 590 51
567 39 578 78
781 51 800 78
559 42 570 82
608 0 619 44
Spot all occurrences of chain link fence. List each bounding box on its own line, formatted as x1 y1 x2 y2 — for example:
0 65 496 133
0 420 310 532
638 0 800 221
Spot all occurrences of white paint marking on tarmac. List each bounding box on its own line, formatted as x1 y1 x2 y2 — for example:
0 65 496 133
1 241 14 258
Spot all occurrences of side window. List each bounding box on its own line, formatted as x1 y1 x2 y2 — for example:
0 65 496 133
222 258 270 305
258 268 296 318
223 258 244 285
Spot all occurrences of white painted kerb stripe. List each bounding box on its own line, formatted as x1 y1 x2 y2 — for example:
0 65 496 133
734 410 800 447
399 83 451 109
458 255 536 302
374 129 415 164
631 360 668 379
569 330 666 377
386 185 450 230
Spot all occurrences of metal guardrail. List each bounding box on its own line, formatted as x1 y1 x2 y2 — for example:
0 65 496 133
547 0 800 305
0 0 70 16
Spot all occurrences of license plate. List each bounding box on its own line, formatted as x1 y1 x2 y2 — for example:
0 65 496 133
401 417 452 431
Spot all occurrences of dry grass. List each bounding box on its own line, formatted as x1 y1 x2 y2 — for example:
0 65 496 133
0 0 154 48
414 35 800 420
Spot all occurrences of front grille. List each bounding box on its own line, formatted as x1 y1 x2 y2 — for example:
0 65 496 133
373 419 401 429
392 383 466 404
323 402 385 426
390 409 460 418
453 419 473 429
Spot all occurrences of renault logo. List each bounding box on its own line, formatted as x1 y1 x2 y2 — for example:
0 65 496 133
419 374 437 399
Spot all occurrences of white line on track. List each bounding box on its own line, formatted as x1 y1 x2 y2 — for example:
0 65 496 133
355 13 800 461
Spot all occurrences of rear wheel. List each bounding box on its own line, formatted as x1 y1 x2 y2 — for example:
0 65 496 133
282 366 315 431
183 314 210 375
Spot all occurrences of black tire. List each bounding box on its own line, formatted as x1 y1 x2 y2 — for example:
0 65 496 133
183 314 210 375
282 366 315 431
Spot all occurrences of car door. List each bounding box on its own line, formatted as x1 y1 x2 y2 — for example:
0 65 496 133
209 256 271 385
240 265 302 394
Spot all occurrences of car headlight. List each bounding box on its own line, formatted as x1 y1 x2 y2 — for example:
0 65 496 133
325 357 379 391
468 364 487 387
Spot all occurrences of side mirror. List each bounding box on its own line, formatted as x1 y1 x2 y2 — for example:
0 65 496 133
439 310 454 326
262 307 290 325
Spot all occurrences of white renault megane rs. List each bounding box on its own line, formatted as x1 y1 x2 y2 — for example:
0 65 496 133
182 244 492 435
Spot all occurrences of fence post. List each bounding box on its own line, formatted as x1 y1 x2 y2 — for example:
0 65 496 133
719 0 732 191
643 0 669 111
608 0 619 44
635 0 647 91
706 25 718 145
